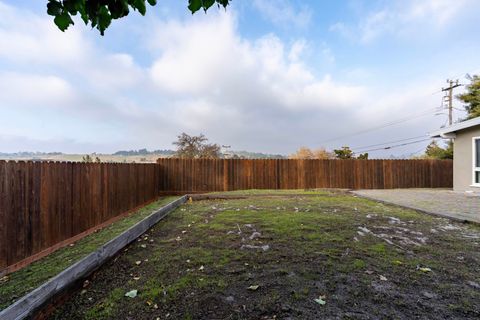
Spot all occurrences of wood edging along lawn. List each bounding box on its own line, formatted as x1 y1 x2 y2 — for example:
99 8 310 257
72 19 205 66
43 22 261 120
0 196 187 320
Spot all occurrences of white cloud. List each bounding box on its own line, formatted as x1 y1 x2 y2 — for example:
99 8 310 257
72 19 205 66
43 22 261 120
330 0 477 43
252 0 312 29
0 1 456 156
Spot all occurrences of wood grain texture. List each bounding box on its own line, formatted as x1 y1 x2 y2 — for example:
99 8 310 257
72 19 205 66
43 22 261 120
156 158 453 193
0 161 163 273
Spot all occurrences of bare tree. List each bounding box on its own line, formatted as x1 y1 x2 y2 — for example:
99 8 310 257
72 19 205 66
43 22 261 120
173 133 221 159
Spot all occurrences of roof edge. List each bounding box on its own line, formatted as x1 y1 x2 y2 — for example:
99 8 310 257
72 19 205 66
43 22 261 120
429 116 480 138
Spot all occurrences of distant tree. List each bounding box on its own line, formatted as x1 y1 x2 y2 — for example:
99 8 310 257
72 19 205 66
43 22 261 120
313 148 334 159
457 74 480 119
47 0 231 35
333 146 354 159
290 147 334 159
95 156 101 163
357 153 369 159
290 147 314 159
82 154 93 162
422 140 453 160
173 133 221 159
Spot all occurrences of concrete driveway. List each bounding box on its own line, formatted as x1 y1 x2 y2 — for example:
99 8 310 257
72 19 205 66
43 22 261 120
352 189 480 224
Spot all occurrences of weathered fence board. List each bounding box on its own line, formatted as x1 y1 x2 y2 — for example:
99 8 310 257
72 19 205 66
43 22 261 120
0 161 162 273
157 158 453 193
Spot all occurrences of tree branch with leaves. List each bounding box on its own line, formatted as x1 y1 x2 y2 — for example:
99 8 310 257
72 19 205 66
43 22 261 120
457 74 480 119
47 0 231 35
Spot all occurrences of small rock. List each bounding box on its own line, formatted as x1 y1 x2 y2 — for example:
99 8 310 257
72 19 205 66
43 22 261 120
422 291 436 299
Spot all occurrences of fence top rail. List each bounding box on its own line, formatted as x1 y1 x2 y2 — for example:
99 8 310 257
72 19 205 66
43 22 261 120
157 158 453 162
0 160 161 165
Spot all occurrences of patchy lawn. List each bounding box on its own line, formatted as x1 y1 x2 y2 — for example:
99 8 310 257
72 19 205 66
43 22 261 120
0 197 179 310
50 190 480 319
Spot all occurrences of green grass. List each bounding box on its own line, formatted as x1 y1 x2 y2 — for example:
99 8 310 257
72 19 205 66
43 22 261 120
13 189 480 319
0 196 179 310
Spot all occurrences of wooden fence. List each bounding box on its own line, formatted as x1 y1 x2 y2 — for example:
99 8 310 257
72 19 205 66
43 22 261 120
0 161 161 273
0 158 452 274
157 158 453 193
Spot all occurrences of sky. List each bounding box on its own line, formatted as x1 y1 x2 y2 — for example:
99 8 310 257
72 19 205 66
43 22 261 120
0 0 479 157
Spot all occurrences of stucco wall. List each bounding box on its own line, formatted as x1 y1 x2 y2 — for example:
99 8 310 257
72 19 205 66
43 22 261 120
454 126 480 192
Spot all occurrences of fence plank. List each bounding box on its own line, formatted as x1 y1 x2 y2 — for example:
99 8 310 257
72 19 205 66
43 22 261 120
0 161 163 273
156 158 453 193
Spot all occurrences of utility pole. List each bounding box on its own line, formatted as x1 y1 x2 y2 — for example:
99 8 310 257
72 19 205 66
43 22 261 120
442 79 461 126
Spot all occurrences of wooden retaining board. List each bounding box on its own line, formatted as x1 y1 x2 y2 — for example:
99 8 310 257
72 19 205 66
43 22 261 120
0 195 187 320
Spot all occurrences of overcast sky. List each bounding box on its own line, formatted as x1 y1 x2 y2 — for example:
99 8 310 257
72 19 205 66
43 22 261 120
0 0 478 157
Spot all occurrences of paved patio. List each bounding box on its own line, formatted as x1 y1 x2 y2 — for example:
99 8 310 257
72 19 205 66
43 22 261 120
352 189 480 224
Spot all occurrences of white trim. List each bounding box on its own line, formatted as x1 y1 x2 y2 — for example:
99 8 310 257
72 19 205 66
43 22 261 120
430 116 480 138
473 136 480 186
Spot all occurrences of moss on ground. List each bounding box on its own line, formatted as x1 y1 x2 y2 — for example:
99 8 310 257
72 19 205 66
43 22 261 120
0 197 179 310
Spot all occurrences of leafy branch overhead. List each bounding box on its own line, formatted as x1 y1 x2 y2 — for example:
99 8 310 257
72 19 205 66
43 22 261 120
47 0 231 35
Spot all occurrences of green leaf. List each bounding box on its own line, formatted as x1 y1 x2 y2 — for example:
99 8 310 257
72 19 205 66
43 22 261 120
217 0 230 8
47 0 63 16
202 0 215 11
54 11 74 32
188 0 202 13
133 0 147 15
147 0 157 5
314 297 326 305
97 6 112 35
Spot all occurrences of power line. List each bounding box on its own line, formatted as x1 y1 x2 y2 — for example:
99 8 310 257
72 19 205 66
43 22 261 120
319 107 439 144
351 135 428 152
352 138 431 154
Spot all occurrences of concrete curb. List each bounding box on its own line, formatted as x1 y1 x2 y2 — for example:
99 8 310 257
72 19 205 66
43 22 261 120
0 195 187 320
350 191 477 225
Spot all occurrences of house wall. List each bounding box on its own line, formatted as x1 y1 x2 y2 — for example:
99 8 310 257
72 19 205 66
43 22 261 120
454 126 480 192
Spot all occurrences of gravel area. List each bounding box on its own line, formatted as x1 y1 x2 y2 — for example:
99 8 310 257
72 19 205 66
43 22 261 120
352 189 480 223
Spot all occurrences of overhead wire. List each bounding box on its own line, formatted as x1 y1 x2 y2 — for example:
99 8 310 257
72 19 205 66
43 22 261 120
351 135 428 152
352 138 431 154
319 106 439 144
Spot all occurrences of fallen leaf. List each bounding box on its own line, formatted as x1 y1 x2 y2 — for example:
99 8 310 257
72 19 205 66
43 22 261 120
133 276 141 281
135 261 142 265
140 244 147 248
379 275 388 281
419 267 432 272
247 285 259 291
125 289 138 298
198 265 205 271
146 300 152 306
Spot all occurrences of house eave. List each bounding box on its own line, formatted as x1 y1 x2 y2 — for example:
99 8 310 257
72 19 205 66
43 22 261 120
429 116 480 138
